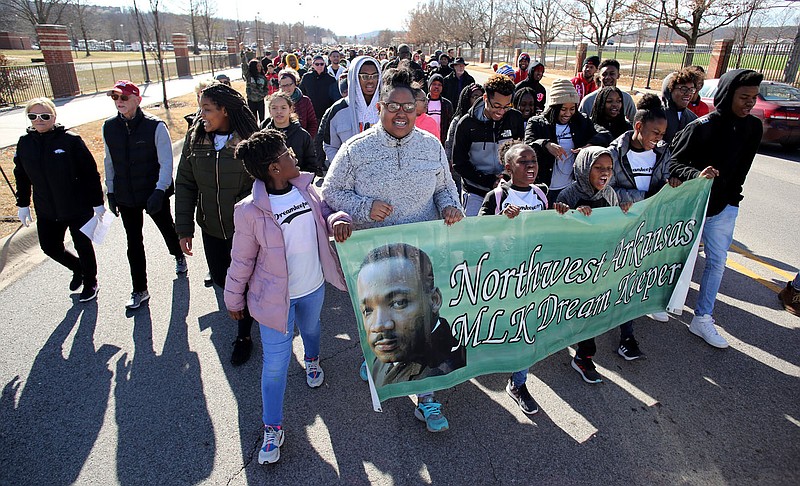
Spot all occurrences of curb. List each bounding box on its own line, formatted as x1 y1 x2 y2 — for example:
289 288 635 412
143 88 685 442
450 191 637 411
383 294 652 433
0 138 185 288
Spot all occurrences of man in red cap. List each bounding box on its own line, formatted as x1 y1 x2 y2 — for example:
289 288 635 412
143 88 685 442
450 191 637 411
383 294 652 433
102 80 185 310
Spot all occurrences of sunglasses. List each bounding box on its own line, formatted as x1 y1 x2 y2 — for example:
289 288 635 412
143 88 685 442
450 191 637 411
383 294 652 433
383 102 416 113
313 62 325 66
110 94 131 101
27 113 53 121
358 73 379 81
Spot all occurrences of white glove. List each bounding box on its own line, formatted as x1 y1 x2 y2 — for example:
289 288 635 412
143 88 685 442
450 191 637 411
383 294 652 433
93 205 106 218
18 207 32 227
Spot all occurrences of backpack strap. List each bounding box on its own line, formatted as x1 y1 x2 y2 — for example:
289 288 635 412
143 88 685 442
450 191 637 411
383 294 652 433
493 186 504 215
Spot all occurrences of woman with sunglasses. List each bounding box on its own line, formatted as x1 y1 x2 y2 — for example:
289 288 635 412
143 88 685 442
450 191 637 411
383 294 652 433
175 82 260 365
14 97 105 302
277 68 318 138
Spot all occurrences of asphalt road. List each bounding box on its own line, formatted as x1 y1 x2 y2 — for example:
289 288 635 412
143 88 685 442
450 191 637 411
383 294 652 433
0 97 798 484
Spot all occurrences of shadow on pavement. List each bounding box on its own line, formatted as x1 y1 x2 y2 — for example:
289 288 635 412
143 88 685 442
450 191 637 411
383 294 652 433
114 277 215 485
0 297 119 485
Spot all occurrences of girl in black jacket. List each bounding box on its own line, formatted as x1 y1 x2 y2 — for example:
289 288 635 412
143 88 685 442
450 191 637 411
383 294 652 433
590 87 633 139
524 79 611 205
14 98 105 302
260 91 318 174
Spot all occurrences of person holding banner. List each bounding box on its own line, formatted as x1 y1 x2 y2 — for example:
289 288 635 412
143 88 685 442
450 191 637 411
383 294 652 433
478 141 547 414
322 67 463 433
554 146 632 383
225 129 352 464
14 97 105 303
670 69 763 348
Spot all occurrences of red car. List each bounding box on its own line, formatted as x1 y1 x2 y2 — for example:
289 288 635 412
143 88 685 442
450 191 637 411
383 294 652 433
699 79 800 150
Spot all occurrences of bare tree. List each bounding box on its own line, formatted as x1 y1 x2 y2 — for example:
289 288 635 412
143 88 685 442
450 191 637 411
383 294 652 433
565 0 632 57
142 0 169 108
633 0 763 66
0 0 73 30
68 0 92 57
199 0 217 72
187 0 201 55
515 0 566 62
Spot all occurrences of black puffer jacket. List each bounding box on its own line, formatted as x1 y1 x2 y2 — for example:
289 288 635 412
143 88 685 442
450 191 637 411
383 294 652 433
260 118 318 173
14 125 103 221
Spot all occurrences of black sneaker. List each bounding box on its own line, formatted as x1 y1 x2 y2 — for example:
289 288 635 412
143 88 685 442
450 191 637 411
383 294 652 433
176 256 188 274
69 272 83 292
231 337 253 366
506 378 538 415
79 283 99 302
618 336 645 361
571 356 602 384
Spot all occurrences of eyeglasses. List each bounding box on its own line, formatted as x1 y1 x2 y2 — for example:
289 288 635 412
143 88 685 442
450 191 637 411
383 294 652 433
675 86 698 95
488 101 513 111
110 94 131 101
382 102 417 113
358 73 379 81
279 82 295 89
27 113 53 121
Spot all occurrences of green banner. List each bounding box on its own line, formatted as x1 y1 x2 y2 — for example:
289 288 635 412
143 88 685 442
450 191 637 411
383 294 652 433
336 178 711 409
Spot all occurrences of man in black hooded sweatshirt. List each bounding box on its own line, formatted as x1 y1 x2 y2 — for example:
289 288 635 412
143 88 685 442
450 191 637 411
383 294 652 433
670 69 763 349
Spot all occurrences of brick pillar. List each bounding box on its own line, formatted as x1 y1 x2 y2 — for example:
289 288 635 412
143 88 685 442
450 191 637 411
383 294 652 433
575 43 587 75
227 37 238 68
35 24 79 98
172 33 191 77
479 48 485 64
707 39 734 79
514 48 521 67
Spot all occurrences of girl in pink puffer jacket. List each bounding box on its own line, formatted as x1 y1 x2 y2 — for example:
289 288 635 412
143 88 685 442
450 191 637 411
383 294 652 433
225 129 352 465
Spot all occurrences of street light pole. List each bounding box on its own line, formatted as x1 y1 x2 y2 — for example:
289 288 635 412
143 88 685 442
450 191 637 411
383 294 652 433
120 24 125 50
645 0 666 89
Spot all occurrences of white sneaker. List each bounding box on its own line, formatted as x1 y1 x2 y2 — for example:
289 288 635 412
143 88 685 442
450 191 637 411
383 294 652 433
689 314 729 348
305 358 324 388
647 311 670 322
258 426 284 464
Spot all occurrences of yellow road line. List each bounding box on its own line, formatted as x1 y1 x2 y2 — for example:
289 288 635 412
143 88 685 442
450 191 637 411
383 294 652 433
730 243 795 280
726 259 784 293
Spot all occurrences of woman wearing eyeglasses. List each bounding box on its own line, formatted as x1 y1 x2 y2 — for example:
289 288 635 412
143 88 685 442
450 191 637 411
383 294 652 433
322 68 463 434
174 82 260 366
13 97 105 302
660 67 700 144
277 68 318 138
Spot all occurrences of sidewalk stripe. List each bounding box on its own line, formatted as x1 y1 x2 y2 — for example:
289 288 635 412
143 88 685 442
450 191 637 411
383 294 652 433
729 243 795 280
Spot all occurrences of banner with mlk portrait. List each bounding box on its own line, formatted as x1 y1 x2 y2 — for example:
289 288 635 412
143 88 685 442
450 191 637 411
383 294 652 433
335 179 711 410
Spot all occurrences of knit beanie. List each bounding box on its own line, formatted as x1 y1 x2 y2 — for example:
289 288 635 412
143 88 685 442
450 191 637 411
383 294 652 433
497 63 515 78
548 79 580 106
584 55 601 68
428 73 444 88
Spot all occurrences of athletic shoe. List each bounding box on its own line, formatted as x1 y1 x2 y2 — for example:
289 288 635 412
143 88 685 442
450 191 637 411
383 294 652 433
618 336 645 361
689 314 729 348
125 290 150 310
506 378 538 415
778 281 800 317
359 360 368 382
571 356 602 384
79 284 99 302
230 337 252 366
647 311 670 322
203 271 213 287
258 425 284 464
69 272 83 292
175 256 188 274
414 397 449 432
305 357 324 388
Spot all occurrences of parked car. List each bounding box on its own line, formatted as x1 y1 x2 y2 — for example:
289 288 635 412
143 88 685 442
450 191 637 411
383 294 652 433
699 78 800 150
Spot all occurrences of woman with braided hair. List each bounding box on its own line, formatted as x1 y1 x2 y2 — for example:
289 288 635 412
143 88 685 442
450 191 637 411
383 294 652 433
175 82 260 365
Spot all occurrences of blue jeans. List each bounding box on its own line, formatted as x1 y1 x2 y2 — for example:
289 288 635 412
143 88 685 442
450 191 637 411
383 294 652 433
696 205 738 316
259 284 325 427
792 273 800 290
462 192 485 217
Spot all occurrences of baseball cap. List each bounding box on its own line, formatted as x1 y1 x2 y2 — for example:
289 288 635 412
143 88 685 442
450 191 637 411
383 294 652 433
108 80 140 97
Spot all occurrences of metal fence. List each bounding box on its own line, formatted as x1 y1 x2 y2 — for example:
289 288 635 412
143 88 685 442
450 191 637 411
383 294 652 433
456 42 799 88
1 53 233 108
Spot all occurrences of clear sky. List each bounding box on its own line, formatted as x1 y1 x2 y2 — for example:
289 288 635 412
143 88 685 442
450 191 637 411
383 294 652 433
96 0 412 37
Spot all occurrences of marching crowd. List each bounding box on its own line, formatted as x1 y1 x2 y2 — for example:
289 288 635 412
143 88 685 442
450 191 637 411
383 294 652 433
12 42 800 465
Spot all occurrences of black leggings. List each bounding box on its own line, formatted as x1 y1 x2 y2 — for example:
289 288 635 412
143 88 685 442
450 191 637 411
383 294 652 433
202 231 253 339
247 99 265 124
37 214 97 287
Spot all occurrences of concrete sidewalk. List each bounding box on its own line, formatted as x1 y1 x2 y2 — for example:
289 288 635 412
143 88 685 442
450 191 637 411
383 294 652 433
0 66 242 149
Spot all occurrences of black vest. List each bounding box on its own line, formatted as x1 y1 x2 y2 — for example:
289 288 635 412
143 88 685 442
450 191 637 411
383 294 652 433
103 109 164 206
